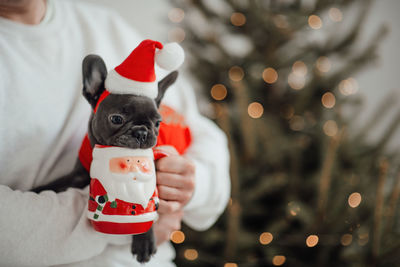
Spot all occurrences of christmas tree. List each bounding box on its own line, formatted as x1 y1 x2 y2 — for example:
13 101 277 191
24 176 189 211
166 0 400 266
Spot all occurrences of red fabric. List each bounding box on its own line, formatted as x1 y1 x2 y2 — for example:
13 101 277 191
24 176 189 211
90 220 153 235
115 40 163 83
93 90 110 113
78 105 192 172
156 105 192 155
78 134 92 172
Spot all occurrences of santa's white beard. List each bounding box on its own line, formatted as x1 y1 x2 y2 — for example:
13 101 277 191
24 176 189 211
97 172 156 208
90 146 156 208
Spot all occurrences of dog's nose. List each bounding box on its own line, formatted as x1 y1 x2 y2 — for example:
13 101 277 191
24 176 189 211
134 129 148 143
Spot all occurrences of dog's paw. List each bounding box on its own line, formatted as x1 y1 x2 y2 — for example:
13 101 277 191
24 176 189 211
131 230 157 263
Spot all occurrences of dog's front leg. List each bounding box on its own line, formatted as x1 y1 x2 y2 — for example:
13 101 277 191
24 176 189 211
131 227 157 263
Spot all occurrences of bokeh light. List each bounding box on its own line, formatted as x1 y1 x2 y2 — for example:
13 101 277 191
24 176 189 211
321 92 336 109
329 8 343 22
211 84 227 101
292 61 308 76
288 201 301 216
273 15 289 29
289 115 305 131
229 66 245 82
316 56 331 73
170 230 185 244
231 12 246 26
168 27 185 43
184 249 198 260
259 232 273 245
263 68 278 84
272 255 286 266
339 78 358 96
348 192 362 208
358 233 369 246
288 73 305 90
308 15 322 29
341 234 352 246
323 120 338 137
248 102 264 119
168 8 185 23
224 263 238 267
281 104 295 119
306 235 319 247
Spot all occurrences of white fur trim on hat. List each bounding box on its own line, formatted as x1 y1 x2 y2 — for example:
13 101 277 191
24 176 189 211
155 42 185 71
105 69 158 99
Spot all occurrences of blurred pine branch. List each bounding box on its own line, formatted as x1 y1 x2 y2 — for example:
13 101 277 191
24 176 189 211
168 0 400 266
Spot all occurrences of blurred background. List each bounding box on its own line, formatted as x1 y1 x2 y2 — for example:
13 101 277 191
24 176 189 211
90 0 400 266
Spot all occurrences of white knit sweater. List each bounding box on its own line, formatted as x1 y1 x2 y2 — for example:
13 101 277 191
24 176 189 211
0 1 230 266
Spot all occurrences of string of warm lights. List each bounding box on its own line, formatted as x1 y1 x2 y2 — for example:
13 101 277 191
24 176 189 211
210 84 228 101
167 7 185 43
183 249 198 261
247 102 264 119
308 6 343 31
170 230 185 244
174 230 370 263
339 78 359 95
229 66 245 82
165 3 382 266
263 67 278 84
308 14 322 29
230 12 246 26
329 7 343 22
321 92 336 109
316 56 331 73
323 120 338 137
348 192 362 208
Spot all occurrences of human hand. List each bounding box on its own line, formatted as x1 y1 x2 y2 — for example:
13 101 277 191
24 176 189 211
152 146 195 245
153 210 184 245
155 145 196 213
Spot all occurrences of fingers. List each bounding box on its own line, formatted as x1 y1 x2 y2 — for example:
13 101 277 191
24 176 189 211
158 199 181 213
154 145 179 156
158 185 193 206
157 171 195 190
154 210 184 246
156 155 196 175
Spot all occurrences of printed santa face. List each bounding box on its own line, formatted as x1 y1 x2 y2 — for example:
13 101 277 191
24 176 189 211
90 146 156 208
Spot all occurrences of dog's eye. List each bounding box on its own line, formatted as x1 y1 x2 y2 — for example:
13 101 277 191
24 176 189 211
155 120 161 127
110 115 124 125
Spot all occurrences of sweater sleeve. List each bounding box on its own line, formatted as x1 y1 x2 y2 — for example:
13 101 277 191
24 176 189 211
171 78 231 231
0 185 130 267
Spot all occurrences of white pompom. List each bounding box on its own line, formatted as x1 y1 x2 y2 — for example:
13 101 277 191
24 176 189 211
155 42 185 70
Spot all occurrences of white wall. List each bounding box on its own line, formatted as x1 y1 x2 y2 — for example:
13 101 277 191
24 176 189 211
354 0 400 148
88 0 171 41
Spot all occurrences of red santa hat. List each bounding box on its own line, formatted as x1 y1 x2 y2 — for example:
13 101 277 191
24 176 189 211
104 39 184 99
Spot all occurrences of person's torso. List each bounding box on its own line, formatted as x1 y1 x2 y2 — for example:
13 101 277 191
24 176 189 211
0 1 184 265
0 0 183 191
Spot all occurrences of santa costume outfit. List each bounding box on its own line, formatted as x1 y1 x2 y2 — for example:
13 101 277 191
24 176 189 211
80 40 191 235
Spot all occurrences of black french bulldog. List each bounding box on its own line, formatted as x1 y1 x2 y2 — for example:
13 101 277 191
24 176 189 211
33 54 178 263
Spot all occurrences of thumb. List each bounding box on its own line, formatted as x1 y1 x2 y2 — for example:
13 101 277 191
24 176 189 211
154 145 179 156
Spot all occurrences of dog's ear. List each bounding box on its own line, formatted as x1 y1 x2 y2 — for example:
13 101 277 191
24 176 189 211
82 55 108 109
155 71 179 107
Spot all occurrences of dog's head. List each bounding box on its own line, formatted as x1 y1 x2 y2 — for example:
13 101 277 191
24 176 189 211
82 55 178 149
